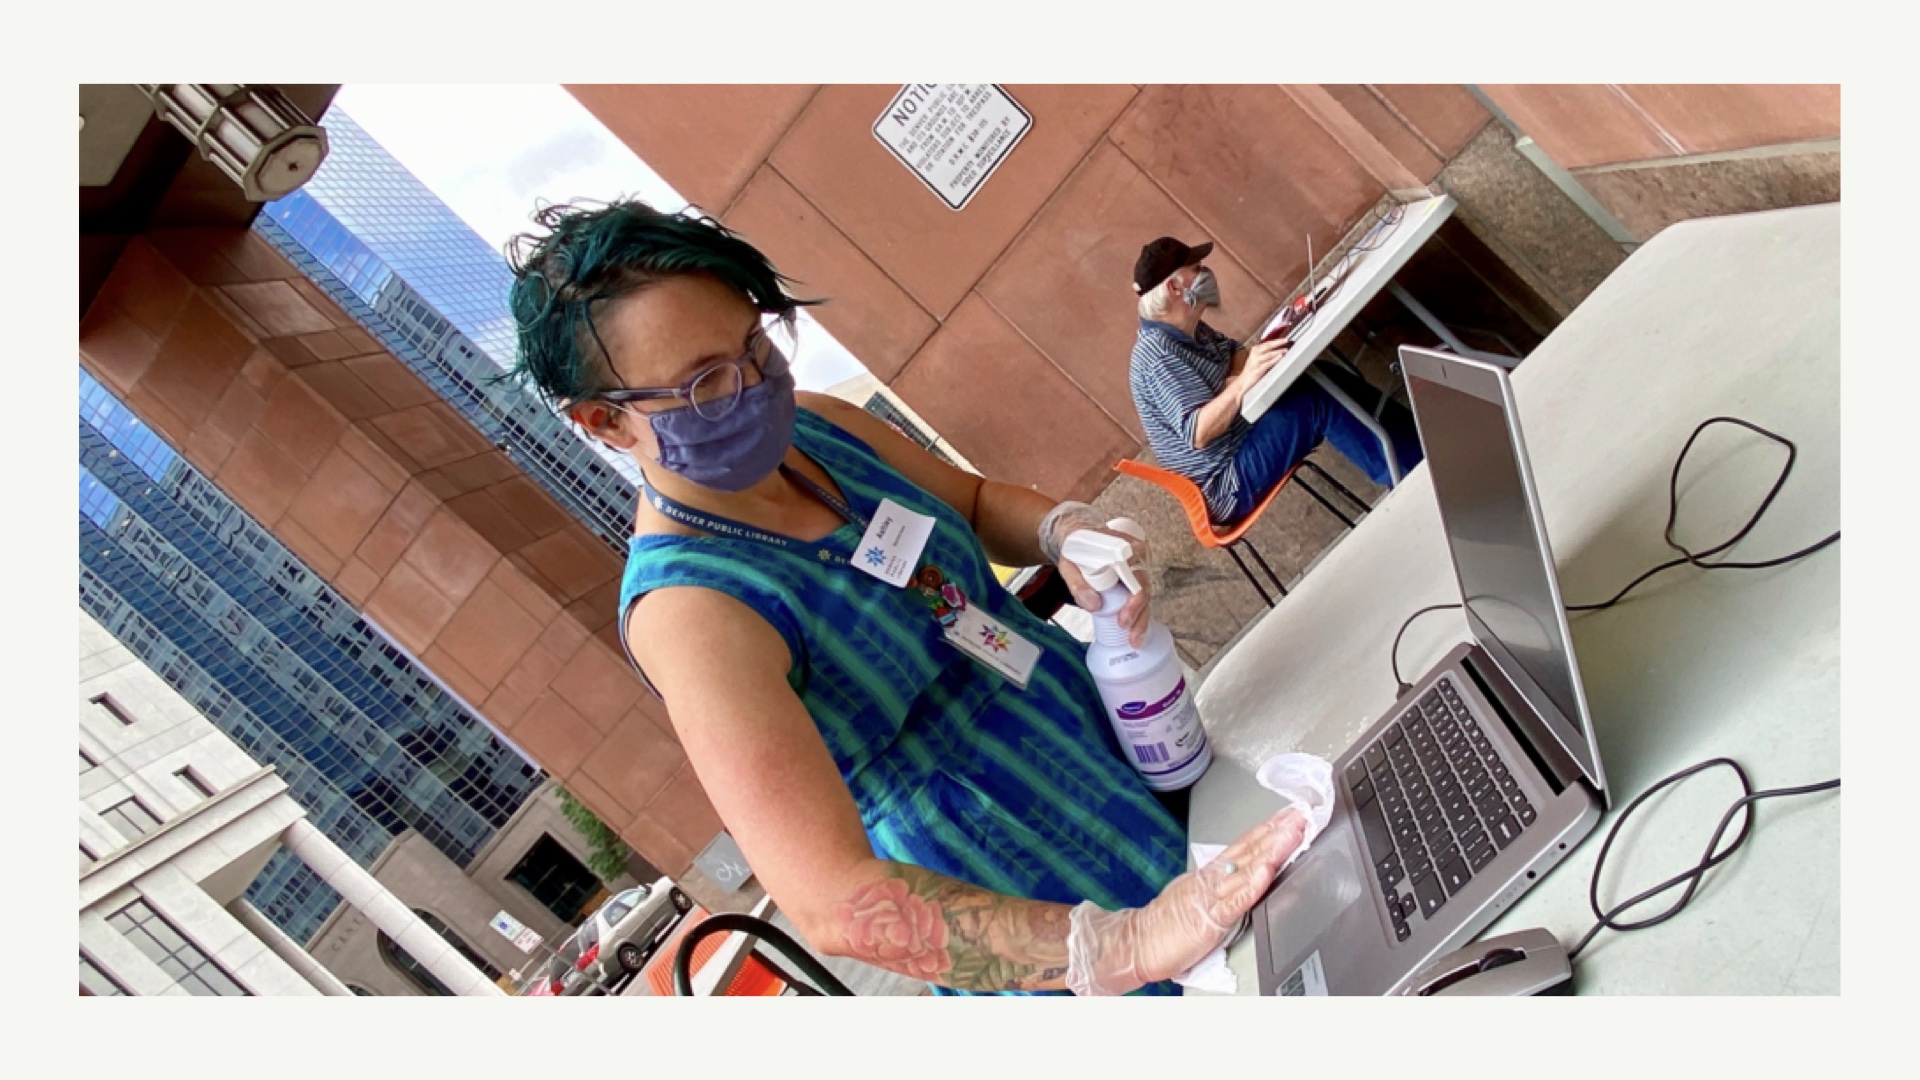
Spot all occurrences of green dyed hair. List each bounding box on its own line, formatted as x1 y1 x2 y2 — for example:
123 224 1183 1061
504 199 818 409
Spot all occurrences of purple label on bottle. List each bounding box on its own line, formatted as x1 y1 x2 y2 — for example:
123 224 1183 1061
1117 678 1188 720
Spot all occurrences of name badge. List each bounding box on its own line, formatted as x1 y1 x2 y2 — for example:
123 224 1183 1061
946 606 1041 689
852 499 936 587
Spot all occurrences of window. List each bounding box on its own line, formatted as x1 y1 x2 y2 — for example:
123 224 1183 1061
376 910 500 996
348 984 375 996
600 889 643 925
79 954 129 996
107 900 249 996
80 749 97 773
174 768 218 799
862 392 935 448
862 393 958 465
80 844 96 871
100 798 162 842
376 935 451 997
423 910 500 979
91 693 137 726
507 835 600 924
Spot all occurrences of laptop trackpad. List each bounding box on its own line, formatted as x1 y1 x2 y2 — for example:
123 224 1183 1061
1263 817 1368 988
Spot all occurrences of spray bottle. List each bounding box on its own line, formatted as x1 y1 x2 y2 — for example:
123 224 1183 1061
1061 521 1212 792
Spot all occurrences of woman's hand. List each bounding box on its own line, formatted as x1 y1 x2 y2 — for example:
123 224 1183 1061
1064 807 1309 995
1045 506 1155 648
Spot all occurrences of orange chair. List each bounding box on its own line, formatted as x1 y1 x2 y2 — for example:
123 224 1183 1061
647 910 855 996
642 909 788 996
1113 458 1370 608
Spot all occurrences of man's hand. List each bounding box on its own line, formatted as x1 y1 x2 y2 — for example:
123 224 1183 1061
1192 339 1291 451
1234 339 1291 390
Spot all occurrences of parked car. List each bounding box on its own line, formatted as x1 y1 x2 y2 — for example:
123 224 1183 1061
570 878 694 990
517 943 594 997
517 955 571 997
512 878 694 995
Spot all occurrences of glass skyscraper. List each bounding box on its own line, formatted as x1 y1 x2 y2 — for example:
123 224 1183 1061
286 109 523 367
79 368 544 942
255 107 641 550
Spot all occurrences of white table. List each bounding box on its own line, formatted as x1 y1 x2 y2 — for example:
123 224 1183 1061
1240 194 1461 485
1189 203 1841 995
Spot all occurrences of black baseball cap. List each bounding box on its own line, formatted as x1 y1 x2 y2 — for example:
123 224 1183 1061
1132 237 1214 295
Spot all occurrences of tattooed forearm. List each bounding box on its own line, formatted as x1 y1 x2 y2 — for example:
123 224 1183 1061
833 863 1074 992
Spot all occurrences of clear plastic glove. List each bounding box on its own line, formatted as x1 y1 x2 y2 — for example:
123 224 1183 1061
1065 807 1308 996
1042 504 1155 647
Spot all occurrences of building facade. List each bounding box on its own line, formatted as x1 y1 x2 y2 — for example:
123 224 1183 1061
306 780 655 995
289 109 524 369
80 367 546 942
78 610 500 996
256 107 644 550
80 188 728 912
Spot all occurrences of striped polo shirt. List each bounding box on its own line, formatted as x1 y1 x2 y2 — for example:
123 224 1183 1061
1129 318 1248 521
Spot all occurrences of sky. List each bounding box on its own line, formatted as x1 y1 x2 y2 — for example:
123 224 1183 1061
331 84 868 392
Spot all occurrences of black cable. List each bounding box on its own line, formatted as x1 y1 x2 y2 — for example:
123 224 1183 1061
1565 760 1840 961
1566 417 1840 612
1320 204 1404 299
1371 414 1843 968
1390 603 1461 696
1340 202 1405 262
1273 204 1407 346
1387 417 1839 693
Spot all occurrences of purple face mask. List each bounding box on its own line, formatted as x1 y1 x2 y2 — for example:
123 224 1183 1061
640 344 797 492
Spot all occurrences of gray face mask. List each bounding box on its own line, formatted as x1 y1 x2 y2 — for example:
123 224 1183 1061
1182 269 1221 310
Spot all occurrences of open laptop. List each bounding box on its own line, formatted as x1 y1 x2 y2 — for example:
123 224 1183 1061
1251 344 1608 996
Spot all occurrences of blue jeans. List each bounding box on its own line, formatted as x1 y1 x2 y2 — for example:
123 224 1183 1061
1222 370 1423 524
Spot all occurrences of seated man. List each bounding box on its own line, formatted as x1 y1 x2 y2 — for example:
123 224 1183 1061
1127 236 1423 525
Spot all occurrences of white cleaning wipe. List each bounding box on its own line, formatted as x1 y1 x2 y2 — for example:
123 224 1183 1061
1255 752 1337 865
1173 753 1338 994
1174 842 1237 994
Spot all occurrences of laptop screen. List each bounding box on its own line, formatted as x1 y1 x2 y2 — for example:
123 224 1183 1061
1407 371 1585 736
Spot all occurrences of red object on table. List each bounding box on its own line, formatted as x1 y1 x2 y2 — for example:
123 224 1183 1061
1264 295 1314 342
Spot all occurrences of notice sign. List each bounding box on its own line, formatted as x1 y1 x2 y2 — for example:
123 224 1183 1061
489 911 542 954
873 85 1033 211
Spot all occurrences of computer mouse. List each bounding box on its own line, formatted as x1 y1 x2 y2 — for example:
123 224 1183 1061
1399 927 1574 996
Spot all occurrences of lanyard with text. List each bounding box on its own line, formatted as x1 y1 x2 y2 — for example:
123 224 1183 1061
641 466 852 566
641 467 1040 687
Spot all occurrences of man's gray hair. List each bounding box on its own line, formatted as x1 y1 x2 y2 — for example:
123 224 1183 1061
1137 278 1177 322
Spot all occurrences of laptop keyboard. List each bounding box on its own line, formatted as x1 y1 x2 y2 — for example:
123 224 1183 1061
1342 677 1539 943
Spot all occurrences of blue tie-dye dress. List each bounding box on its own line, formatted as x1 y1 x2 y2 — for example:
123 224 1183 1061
618 410 1186 995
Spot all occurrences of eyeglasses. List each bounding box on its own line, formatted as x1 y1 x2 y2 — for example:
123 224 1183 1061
597 327 783 421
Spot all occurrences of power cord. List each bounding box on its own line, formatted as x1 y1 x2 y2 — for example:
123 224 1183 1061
1390 602 1463 697
1565 417 1839 612
1380 416 1841 971
1564 759 1839 961
1388 416 1839 696
1272 203 1407 345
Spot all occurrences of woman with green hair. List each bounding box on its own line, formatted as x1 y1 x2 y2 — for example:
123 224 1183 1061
506 199 1304 996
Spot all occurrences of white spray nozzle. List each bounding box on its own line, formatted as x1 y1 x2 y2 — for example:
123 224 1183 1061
1061 528 1143 593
